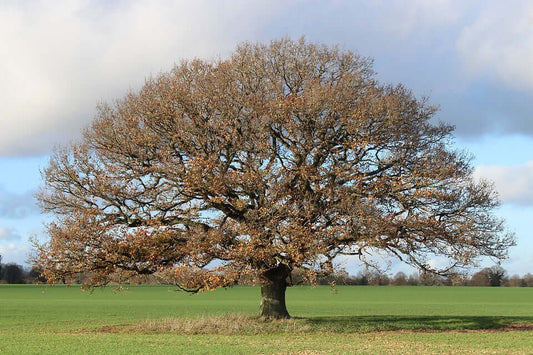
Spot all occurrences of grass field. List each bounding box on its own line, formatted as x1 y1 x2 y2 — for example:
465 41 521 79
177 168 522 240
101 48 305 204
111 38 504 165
1 285 532 354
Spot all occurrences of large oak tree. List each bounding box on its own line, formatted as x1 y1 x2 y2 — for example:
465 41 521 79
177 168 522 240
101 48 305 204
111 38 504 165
34 38 514 318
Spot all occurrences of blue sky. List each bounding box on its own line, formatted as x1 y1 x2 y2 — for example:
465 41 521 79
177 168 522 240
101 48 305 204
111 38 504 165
0 0 531 276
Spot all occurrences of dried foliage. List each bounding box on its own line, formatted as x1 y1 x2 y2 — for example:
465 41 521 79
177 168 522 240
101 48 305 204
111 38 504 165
123 314 311 335
33 38 513 293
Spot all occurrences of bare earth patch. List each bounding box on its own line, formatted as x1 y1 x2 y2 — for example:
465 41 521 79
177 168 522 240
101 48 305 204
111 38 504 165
473 323 533 332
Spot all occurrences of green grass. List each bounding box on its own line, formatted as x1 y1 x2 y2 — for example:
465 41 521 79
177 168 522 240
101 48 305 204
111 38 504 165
1 285 532 354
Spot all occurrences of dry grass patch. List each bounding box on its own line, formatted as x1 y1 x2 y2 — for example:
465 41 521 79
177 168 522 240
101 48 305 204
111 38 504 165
101 314 312 335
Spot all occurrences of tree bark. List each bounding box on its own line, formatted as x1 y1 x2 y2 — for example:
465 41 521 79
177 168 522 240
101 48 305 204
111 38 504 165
259 264 291 319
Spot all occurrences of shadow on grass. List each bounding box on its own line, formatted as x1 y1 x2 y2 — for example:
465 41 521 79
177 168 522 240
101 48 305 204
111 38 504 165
300 315 533 332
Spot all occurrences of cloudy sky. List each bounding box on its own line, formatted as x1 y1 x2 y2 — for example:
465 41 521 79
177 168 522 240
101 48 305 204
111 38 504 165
1 0 531 276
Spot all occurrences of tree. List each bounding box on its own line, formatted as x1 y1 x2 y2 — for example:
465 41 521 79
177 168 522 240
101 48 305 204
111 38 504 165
469 269 490 286
33 38 514 318
1 263 25 284
486 265 507 286
443 270 468 286
469 265 507 287
419 270 444 286
392 272 407 286
506 274 524 287
26 266 47 284
364 270 390 286
407 273 419 286
523 273 533 287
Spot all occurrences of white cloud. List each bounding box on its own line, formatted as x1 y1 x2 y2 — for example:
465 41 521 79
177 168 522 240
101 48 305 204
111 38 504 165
0 185 39 218
474 161 533 206
0 226 22 242
368 0 462 38
1 0 531 157
457 1 533 90
0 240 30 265
0 0 288 156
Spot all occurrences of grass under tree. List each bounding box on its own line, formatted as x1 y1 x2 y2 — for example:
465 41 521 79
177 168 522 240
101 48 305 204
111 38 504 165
1 285 532 354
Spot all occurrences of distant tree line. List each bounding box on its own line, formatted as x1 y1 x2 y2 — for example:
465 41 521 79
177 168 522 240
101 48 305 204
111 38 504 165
1 254 532 287
303 265 533 287
0 255 45 284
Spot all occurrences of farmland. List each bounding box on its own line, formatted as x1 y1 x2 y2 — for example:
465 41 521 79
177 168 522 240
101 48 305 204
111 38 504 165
1 285 532 354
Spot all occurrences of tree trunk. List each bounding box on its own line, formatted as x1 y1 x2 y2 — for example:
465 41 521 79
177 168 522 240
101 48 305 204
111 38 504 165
259 264 291 319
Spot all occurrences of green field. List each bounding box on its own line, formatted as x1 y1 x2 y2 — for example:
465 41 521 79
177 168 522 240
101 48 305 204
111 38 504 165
1 285 532 354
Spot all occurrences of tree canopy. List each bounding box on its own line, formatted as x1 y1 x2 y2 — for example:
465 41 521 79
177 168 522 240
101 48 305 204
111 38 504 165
34 38 514 318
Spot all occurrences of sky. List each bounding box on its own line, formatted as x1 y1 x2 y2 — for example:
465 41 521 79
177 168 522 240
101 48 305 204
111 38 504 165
0 0 531 277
